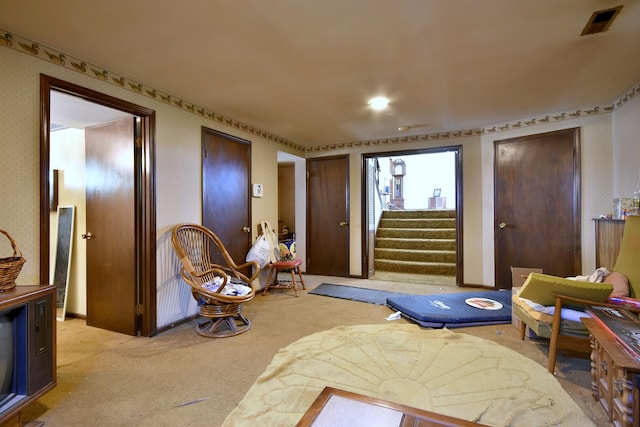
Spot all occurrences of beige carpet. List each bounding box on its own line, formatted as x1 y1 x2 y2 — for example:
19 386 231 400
222 324 594 427
19 275 607 426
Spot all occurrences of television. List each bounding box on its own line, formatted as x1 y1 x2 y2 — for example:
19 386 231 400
0 285 56 424
0 304 28 414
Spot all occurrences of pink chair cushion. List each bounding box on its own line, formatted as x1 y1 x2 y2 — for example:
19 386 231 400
605 271 630 297
271 259 302 268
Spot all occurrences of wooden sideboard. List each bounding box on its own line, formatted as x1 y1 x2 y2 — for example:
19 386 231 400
593 218 626 269
583 317 640 426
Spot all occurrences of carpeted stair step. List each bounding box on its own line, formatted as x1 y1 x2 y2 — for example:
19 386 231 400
374 209 457 277
376 237 456 251
382 209 455 219
377 227 456 239
375 248 456 263
374 259 456 276
379 218 455 229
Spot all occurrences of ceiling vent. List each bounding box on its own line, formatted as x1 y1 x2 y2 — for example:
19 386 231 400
580 5 623 36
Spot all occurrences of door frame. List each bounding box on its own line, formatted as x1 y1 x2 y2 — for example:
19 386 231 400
361 146 464 285
201 126 253 263
493 128 581 288
39 74 157 336
306 155 350 276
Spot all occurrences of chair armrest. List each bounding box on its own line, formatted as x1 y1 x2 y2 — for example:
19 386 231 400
183 267 231 293
181 268 256 302
183 260 260 292
231 260 260 285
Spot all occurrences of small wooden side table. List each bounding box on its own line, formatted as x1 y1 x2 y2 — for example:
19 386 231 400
582 317 640 426
296 386 485 427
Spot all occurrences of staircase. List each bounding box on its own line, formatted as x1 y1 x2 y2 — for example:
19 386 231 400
375 209 456 276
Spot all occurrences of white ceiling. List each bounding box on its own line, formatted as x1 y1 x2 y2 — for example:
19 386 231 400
50 91 133 130
2 1 639 150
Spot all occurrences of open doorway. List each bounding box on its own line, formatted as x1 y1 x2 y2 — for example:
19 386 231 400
277 151 306 271
40 75 157 336
362 146 463 286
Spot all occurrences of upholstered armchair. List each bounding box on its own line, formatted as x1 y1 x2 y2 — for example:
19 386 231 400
512 216 640 373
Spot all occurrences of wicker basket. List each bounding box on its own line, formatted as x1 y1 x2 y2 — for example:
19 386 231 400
0 229 26 291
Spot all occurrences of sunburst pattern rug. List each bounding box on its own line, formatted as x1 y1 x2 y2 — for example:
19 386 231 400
222 324 594 426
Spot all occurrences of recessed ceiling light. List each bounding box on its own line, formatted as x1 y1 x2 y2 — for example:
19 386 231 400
368 96 390 111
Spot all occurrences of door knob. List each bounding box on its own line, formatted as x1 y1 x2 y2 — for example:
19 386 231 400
82 232 93 240
339 221 349 227
242 226 251 233
498 223 507 229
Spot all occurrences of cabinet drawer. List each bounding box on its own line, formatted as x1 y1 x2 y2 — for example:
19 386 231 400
612 373 634 426
596 344 612 399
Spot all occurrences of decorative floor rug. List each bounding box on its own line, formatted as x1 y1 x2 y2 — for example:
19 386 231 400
221 324 594 426
309 283 407 305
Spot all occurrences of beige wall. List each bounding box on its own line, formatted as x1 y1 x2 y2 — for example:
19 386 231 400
278 164 296 233
478 114 614 286
0 45 297 328
613 94 640 197
50 128 87 315
308 102 638 286
1 35 638 327
307 136 485 282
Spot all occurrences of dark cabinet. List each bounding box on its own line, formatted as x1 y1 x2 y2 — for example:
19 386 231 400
0 285 56 426
594 219 626 269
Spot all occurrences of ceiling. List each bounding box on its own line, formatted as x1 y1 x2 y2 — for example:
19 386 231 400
2 1 639 150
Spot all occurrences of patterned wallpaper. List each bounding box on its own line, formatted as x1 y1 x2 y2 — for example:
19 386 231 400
1 27 638 316
0 39 286 327
0 29 304 152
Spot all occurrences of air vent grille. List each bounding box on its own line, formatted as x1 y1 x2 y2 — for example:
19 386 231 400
580 5 623 36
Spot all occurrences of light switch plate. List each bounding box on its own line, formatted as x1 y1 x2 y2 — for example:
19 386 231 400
252 183 263 198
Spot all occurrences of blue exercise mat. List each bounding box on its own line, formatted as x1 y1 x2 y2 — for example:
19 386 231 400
309 283 406 305
387 290 512 328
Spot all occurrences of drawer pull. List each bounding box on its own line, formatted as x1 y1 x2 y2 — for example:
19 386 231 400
600 361 608 375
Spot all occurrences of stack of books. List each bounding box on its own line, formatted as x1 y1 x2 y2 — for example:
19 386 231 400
586 305 640 363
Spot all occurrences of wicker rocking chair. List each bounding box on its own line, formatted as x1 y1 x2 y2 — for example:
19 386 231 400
171 223 260 338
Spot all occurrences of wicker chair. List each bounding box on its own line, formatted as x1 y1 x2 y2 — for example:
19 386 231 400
171 223 260 338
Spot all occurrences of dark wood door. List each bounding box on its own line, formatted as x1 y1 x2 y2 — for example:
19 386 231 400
85 118 138 335
494 128 580 289
202 128 252 265
307 156 349 276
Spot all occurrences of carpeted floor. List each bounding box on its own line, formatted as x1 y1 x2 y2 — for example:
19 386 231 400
20 275 609 426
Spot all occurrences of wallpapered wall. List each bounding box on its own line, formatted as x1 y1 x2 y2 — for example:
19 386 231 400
0 45 285 328
1 34 638 329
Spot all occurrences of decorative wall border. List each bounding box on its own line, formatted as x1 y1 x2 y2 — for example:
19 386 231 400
0 29 305 152
308 81 640 152
2 28 638 154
